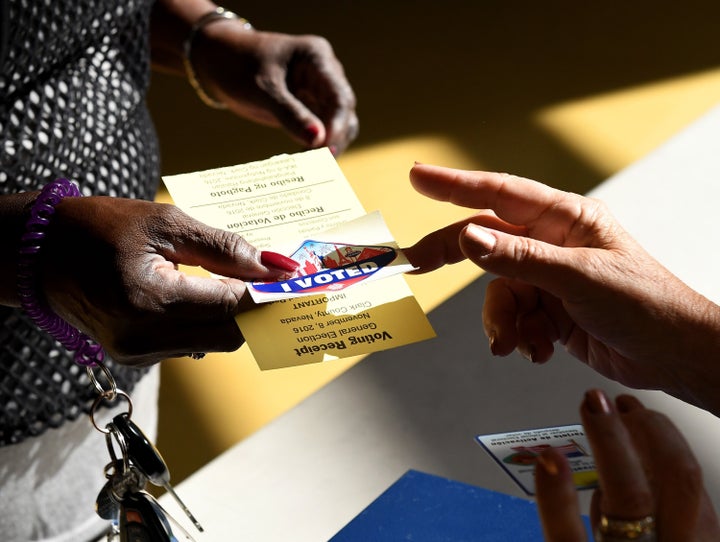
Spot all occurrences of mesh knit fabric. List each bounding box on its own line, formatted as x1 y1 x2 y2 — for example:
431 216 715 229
0 0 160 445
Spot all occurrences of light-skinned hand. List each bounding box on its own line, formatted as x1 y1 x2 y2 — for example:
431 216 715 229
536 390 720 541
404 163 720 415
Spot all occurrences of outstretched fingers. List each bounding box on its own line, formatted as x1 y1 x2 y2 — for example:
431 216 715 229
403 211 525 273
410 163 618 252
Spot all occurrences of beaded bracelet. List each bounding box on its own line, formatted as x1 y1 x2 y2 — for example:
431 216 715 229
16 178 105 367
182 7 253 109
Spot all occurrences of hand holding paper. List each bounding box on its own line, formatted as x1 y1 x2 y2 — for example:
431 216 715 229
163 149 434 369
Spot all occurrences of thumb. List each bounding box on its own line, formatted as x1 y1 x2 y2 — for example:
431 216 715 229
460 223 590 299
166 218 276 280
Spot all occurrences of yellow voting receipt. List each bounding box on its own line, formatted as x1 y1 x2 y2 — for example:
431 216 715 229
163 148 435 370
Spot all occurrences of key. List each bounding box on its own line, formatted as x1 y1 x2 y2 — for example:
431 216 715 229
96 479 121 521
96 459 148 521
112 463 148 500
120 491 195 542
112 413 204 532
96 460 124 522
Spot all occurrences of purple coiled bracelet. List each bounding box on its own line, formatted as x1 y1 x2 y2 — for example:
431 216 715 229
16 178 104 367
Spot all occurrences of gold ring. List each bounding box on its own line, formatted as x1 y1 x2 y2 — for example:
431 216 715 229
596 515 656 541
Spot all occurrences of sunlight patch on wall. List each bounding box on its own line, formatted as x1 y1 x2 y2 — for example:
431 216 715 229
535 67 720 176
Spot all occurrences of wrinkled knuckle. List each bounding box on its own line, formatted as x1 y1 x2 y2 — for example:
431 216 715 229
586 195 609 211
511 236 540 263
146 203 188 236
255 72 281 95
582 198 609 225
214 229 251 260
499 172 521 182
304 34 332 54
559 196 611 244
154 201 183 221
126 287 167 315
344 115 360 139
214 281 244 316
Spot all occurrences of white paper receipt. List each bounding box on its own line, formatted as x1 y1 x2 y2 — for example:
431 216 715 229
476 424 598 495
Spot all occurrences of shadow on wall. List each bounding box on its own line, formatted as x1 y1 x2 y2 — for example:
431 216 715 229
149 0 720 194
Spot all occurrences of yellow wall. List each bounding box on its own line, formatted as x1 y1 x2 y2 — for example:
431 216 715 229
148 1 720 483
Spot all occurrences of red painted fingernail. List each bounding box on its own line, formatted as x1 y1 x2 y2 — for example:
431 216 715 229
305 124 320 140
261 251 300 273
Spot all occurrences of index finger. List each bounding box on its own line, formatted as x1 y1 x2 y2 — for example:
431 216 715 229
155 206 286 281
402 211 526 273
409 164 588 237
535 448 589 542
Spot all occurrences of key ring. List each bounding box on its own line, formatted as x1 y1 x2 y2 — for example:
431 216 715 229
105 423 130 473
87 361 118 400
90 389 133 434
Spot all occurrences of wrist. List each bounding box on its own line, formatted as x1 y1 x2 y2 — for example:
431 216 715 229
149 0 218 75
15 179 104 366
182 7 253 109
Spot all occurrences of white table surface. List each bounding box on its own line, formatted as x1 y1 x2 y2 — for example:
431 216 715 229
162 103 720 541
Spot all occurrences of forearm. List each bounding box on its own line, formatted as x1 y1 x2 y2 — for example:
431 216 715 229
149 0 218 75
0 192 40 307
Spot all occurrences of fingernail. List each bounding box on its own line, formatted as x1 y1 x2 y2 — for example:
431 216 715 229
305 124 320 140
488 331 498 355
585 389 612 415
464 224 497 256
536 452 559 476
261 251 300 273
329 145 338 156
518 345 536 363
